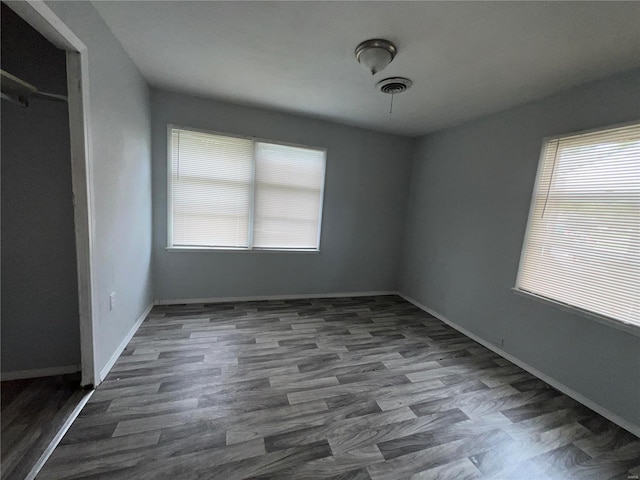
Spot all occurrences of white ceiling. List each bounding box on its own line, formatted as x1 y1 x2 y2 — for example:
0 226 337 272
92 1 640 137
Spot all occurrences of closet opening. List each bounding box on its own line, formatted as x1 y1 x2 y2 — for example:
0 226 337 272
1 2 96 478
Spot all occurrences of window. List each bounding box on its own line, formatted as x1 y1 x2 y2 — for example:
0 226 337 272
516 123 640 328
168 126 326 251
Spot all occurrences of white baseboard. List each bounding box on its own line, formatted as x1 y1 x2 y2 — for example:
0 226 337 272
399 293 640 438
155 291 398 306
1 364 81 381
98 302 154 383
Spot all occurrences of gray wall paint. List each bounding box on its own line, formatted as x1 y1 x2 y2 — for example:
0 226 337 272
1 5 79 372
43 1 154 376
151 90 414 301
400 69 640 427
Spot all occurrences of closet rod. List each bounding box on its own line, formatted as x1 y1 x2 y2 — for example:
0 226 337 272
0 69 68 106
1 91 28 107
32 90 68 103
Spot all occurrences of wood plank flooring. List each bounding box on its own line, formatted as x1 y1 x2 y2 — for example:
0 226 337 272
1 374 85 480
37 296 639 479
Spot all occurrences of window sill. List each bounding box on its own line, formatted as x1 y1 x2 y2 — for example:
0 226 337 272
512 288 640 337
165 246 321 254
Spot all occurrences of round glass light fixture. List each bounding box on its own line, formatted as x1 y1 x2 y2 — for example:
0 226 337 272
355 39 397 75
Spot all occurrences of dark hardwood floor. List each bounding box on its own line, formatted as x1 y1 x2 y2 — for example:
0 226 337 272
1 373 85 480
37 296 639 479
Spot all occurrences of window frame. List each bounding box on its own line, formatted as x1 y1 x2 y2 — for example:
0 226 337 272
166 124 327 253
514 120 640 337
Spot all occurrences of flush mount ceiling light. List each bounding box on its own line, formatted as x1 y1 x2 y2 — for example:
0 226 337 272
355 39 397 75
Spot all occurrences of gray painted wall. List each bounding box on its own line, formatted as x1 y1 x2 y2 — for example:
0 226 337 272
1 5 79 372
43 1 154 377
151 89 414 301
400 69 640 427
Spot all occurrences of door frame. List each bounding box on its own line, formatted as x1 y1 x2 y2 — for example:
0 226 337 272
7 0 97 387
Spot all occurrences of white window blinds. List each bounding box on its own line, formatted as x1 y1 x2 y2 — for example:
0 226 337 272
169 127 326 250
516 123 640 327
254 142 325 249
171 129 253 248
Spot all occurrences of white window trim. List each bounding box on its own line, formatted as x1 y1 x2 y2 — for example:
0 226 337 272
164 247 321 254
513 120 640 337
166 124 327 252
512 288 640 337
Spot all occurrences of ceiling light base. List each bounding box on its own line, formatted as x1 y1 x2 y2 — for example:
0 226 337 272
355 39 397 75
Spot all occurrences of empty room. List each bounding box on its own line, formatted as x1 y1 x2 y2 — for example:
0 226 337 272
1 1 638 479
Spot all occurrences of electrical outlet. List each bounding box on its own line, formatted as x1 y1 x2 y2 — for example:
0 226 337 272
109 292 116 311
